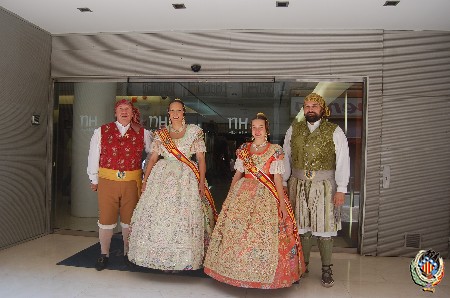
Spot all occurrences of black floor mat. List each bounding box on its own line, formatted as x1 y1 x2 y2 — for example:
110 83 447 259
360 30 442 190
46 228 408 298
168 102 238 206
56 234 209 278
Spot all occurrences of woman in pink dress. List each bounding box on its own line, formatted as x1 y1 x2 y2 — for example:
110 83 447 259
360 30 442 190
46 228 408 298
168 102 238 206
204 113 305 289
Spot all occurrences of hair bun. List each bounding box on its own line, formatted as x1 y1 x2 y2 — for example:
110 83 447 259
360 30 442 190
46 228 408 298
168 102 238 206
257 112 266 117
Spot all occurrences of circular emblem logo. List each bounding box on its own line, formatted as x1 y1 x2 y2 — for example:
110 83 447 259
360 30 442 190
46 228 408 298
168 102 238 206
410 249 445 293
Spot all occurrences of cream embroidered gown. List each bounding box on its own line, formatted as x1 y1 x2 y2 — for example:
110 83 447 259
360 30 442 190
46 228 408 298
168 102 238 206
128 124 211 270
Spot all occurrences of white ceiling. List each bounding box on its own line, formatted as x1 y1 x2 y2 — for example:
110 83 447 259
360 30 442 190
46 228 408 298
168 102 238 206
1 0 450 35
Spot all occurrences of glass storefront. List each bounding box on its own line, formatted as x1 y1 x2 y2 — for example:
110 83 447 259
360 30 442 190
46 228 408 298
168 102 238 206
52 78 364 249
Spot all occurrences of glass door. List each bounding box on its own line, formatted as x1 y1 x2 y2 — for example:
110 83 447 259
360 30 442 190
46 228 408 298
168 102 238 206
52 79 365 250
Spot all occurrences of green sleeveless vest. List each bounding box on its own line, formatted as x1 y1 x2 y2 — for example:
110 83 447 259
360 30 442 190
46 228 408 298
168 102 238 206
290 119 337 171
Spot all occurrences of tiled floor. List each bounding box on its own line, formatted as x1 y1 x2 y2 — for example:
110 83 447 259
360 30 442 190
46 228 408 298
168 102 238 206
0 234 448 298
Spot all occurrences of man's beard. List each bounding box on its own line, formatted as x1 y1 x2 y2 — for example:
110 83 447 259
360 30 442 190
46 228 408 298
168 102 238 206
305 112 322 123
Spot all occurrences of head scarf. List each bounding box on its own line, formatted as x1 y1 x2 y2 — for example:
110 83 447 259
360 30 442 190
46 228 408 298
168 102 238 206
304 93 331 118
115 98 133 110
115 99 142 132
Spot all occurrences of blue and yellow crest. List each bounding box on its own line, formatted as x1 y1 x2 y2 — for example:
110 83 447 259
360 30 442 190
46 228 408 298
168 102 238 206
116 171 126 179
410 250 445 293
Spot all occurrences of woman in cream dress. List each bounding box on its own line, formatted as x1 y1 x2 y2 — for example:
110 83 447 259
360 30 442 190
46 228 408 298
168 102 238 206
128 99 215 271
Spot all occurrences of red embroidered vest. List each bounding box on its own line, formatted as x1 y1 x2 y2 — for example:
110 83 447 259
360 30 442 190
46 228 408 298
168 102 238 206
99 122 144 171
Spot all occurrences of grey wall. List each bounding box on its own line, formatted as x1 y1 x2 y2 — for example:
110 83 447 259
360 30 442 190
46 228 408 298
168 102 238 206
378 31 450 256
0 8 52 249
51 29 450 257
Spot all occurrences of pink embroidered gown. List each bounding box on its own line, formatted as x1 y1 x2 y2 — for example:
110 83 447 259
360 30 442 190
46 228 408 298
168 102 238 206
204 143 305 288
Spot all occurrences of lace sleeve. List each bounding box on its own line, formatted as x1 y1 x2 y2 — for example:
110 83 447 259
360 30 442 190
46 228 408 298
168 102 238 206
234 157 245 173
269 145 285 175
150 132 163 155
269 160 285 174
190 126 207 154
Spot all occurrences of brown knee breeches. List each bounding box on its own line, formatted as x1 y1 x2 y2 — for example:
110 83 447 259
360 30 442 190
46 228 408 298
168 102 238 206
97 178 139 225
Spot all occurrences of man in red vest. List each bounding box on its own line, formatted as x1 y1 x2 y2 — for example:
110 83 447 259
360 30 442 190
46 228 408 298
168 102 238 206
87 99 152 271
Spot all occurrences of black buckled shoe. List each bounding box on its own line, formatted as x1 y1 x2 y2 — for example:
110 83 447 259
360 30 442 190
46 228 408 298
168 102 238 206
321 264 334 287
95 255 109 271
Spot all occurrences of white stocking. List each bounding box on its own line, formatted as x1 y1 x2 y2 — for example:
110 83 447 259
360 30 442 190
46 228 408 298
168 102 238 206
122 227 130 255
99 228 114 257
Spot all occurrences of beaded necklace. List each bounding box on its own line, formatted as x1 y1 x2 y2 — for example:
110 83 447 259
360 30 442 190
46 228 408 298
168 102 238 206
169 124 185 133
251 140 268 151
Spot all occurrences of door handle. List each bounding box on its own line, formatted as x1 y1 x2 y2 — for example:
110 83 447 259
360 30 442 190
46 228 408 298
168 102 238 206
382 165 390 189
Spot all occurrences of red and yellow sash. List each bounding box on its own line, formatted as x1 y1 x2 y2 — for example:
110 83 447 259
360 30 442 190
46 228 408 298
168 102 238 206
238 145 299 244
157 127 218 221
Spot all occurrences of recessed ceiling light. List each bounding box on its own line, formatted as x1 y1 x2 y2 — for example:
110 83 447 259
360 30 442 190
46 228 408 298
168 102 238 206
172 4 186 9
383 1 400 6
77 7 93 12
276 1 289 7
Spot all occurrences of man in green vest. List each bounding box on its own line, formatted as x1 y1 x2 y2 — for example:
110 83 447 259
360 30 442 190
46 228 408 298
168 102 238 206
283 92 350 287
